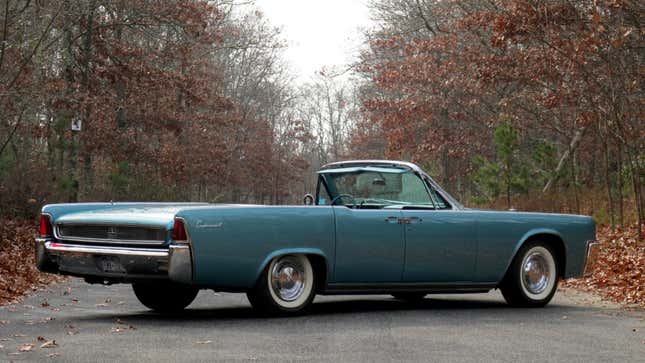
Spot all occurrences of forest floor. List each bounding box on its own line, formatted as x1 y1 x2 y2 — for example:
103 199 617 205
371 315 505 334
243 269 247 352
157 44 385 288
1 219 643 308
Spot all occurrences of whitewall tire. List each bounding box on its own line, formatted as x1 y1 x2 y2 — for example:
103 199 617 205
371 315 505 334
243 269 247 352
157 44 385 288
500 242 559 307
247 254 316 315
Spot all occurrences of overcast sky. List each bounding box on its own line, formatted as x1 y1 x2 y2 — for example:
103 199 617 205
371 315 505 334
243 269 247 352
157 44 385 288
254 0 373 83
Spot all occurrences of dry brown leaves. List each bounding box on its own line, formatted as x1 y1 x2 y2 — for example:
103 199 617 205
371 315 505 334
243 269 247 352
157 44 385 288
564 224 644 308
0 219 65 305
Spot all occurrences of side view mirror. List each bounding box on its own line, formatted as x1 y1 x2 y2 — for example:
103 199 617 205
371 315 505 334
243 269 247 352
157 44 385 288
303 194 314 206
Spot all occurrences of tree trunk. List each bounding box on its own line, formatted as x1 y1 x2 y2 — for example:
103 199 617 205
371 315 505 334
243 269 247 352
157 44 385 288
543 126 586 193
602 136 616 228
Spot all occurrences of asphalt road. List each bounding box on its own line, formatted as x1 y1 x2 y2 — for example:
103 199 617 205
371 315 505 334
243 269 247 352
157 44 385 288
0 279 643 362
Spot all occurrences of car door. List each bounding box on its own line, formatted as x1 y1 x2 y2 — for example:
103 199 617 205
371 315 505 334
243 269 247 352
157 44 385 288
332 207 405 283
400 209 477 282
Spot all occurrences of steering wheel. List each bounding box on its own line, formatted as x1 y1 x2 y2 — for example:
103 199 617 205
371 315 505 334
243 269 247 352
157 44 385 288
330 194 357 207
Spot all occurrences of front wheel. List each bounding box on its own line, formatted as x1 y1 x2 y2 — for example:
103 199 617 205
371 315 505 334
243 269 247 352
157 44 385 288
500 242 559 307
132 282 198 313
247 254 316 315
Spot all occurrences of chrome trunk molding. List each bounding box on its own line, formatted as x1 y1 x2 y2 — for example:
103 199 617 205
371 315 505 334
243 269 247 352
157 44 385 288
45 241 169 257
54 224 167 245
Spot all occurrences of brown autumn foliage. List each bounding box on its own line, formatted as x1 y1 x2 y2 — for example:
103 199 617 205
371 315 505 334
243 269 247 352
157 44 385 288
354 0 644 235
563 224 645 308
0 1 313 215
0 219 64 305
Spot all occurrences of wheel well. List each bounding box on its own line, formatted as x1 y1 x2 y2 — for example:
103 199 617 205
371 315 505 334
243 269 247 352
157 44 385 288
523 233 566 278
306 254 328 292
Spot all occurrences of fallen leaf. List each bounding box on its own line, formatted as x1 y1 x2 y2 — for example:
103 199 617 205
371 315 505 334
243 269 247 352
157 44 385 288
561 315 568 320
95 303 109 307
0 320 8 325
47 352 61 358
194 340 212 344
67 331 79 336
71 298 79 303
40 340 57 348
41 300 50 307
19 343 35 352
14 333 26 337
37 336 46 341
65 324 76 329
115 318 125 325
111 326 136 333
63 287 72 295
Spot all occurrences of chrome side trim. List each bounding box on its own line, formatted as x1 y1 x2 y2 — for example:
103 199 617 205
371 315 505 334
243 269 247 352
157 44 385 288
582 240 600 276
45 241 169 257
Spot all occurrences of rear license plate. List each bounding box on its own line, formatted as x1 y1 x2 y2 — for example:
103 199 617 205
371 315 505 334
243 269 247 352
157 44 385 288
98 256 126 273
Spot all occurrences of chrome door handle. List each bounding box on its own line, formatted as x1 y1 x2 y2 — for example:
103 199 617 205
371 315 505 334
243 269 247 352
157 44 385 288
401 217 423 224
384 216 399 224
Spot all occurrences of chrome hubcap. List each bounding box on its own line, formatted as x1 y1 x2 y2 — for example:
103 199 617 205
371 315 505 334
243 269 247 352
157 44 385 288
522 252 551 295
270 256 306 302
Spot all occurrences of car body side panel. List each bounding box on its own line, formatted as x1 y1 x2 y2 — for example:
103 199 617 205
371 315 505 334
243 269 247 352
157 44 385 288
471 210 595 281
332 208 404 283
401 210 477 282
175 206 335 289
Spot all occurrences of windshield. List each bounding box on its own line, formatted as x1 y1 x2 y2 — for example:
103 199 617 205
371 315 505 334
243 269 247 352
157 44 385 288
319 168 438 207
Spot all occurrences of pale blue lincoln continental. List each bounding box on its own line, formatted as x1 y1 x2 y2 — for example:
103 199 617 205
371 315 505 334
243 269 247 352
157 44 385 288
35 160 599 315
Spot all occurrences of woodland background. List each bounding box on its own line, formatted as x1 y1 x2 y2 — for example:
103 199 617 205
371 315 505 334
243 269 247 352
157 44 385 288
0 0 643 305
0 0 642 230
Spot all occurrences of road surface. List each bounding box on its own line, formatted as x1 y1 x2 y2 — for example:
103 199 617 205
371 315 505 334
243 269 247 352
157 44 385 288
0 278 643 362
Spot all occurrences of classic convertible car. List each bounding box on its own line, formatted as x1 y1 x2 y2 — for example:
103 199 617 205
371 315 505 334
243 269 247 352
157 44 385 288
35 160 599 315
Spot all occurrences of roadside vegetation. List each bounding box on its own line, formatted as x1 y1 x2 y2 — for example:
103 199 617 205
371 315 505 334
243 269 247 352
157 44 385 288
0 1 642 304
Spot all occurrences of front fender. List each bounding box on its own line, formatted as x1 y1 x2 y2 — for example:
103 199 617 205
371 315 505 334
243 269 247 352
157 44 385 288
500 228 564 281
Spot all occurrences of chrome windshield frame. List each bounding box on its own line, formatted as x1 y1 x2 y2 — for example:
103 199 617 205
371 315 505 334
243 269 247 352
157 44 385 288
320 160 463 210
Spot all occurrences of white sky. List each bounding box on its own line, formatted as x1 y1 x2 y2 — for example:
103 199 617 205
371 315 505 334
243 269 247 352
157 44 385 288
254 0 373 83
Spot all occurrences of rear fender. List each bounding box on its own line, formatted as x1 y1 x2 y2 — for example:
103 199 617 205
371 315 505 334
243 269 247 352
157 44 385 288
255 248 329 286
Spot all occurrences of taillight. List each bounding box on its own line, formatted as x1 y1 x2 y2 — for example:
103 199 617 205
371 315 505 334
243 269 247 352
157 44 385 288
39 214 53 237
172 218 188 241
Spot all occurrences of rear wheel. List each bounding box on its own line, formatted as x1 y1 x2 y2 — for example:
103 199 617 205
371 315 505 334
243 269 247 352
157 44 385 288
247 254 315 315
132 282 198 313
391 292 427 301
500 242 559 307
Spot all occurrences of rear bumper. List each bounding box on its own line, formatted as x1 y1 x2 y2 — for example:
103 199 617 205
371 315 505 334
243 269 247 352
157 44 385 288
35 238 193 284
582 240 601 276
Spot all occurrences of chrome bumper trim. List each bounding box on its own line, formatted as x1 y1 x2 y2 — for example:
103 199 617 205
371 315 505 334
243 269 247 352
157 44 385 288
168 244 193 284
44 241 169 257
582 240 600 276
36 238 192 283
